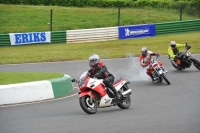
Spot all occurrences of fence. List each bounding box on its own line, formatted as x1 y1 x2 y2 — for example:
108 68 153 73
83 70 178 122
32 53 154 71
0 19 200 46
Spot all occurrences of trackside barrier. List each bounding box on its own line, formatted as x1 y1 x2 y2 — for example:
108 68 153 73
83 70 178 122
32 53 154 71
0 75 74 105
0 19 199 46
51 31 66 44
0 34 10 46
156 19 200 35
66 27 118 43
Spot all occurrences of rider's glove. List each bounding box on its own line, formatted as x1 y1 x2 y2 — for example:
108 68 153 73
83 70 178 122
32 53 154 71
94 73 100 78
185 42 191 49
88 68 93 73
187 44 191 49
156 53 160 57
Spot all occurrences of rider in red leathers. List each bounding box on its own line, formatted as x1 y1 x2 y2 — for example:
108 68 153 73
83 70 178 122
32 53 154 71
139 47 160 82
88 54 121 101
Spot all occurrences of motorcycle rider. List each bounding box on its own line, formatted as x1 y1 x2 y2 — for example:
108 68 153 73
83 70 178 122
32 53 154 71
140 47 160 82
88 54 121 101
168 41 191 66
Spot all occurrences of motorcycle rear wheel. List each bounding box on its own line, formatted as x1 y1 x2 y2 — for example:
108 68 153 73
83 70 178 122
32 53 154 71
117 84 131 109
79 95 98 114
172 62 183 70
161 74 170 85
117 95 131 109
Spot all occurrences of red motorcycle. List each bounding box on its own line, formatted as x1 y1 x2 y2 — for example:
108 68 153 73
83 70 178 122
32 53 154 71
150 56 170 85
72 71 132 114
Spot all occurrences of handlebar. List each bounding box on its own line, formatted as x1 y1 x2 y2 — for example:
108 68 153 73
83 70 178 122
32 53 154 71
71 78 78 83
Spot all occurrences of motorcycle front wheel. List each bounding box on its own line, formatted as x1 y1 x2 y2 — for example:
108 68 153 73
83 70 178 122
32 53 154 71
161 74 170 85
193 59 200 70
79 95 98 114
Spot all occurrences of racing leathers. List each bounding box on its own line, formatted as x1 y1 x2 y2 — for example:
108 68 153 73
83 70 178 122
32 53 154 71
140 51 159 81
89 61 120 100
168 43 186 65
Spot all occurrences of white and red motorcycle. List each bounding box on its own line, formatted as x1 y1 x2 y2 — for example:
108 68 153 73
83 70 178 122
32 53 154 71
150 56 170 85
72 71 132 114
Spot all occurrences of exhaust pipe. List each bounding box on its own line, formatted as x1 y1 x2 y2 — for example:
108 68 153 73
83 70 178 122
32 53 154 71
121 89 132 96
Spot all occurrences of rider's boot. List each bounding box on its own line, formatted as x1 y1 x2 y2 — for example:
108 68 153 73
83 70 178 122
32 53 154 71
107 82 121 101
171 60 177 67
150 75 156 82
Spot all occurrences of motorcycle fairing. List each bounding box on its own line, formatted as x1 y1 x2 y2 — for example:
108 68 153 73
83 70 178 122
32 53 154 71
99 94 114 108
79 90 95 98
114 80 126 91
88 78 107 97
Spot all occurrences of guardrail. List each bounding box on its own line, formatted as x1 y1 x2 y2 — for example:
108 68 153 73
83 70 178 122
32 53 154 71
0 34 10 46
0 19 200 46
156 19 200 35
67 27 118 43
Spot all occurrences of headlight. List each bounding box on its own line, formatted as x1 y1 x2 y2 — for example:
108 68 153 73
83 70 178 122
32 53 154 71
158 70 162 74
186 52 191 56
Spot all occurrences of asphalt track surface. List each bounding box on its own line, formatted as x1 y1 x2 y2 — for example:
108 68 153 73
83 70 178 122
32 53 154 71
0 55 200 133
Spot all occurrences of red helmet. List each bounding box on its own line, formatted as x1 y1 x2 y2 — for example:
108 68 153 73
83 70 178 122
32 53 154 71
141 47 148 57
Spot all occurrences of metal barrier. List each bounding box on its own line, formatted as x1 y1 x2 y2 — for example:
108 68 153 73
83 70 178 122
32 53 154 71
156 19 200 35
51 31 66 44
66 27 118 43
0 34 10 46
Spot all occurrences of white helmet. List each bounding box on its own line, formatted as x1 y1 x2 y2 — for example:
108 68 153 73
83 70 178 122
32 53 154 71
89 54 100 67
170 41 176 47
141 47 148 57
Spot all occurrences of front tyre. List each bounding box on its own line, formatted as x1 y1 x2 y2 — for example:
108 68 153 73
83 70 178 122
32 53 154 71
193 59 200 70
79 95 98 114
161 74 170 85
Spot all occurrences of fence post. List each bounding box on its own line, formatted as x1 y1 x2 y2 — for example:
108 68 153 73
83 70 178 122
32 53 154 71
180 4 182 21
118 7 120 26
50 9 52 31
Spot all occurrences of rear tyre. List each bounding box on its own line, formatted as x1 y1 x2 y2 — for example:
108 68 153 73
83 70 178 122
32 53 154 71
117 84 131 109
117 95 131 109
79 95 98 114
172 62 183 70
161 74 170 85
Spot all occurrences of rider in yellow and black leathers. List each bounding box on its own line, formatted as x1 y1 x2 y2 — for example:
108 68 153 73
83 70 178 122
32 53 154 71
168 41 189 66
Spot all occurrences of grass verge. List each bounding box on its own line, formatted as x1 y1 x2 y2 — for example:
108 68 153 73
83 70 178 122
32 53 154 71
0 72 64 85
0 31 200 64
0 4 199 33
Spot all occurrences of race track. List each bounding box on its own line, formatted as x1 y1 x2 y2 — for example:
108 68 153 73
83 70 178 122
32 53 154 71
0 55 200 133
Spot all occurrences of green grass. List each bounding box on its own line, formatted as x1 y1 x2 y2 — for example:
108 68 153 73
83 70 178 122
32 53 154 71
1 31 200 65
0 72 64 85
0 4 199 33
